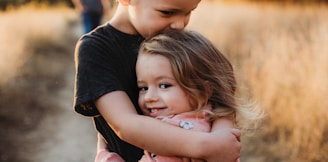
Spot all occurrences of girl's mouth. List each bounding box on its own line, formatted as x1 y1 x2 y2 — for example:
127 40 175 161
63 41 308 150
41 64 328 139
148 107 165 117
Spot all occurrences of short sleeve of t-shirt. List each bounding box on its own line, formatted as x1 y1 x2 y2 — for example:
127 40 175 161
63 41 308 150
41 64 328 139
73 24 143 116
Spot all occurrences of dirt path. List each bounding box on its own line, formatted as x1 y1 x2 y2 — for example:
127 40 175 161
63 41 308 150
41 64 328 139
33 26 98 161
33 66 97 162
24 26 98 162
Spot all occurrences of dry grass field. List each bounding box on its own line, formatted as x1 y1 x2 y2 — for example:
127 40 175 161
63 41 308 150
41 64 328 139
0 1 327 162
188 1 328 162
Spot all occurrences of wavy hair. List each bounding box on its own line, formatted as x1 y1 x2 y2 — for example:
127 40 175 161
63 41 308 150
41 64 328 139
138 30 263 129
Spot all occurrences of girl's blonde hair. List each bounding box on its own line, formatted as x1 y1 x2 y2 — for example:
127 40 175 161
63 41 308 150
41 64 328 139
139 30 262 130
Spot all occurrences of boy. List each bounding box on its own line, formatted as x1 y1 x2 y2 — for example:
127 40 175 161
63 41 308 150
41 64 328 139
74 0 241 161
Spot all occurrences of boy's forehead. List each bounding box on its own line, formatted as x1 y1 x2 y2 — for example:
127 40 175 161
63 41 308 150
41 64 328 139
152 0 200 10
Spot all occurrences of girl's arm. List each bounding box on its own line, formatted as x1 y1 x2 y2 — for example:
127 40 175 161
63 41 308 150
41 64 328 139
96 133 107 154
96 91 240 162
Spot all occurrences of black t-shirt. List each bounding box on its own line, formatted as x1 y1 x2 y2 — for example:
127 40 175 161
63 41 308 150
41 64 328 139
73 23 144 161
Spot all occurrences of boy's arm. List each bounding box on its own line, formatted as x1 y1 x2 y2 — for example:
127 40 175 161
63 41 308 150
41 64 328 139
206 116 241 162
95 91 240 162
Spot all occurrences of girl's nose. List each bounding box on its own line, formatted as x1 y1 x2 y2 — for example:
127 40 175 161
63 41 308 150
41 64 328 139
144 89 158 102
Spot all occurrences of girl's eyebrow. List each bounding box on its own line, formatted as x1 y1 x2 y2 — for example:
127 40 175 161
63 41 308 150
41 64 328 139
137 76 176 83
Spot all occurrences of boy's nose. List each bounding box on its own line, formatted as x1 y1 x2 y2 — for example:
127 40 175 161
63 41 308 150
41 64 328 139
170 17 189 30
170 21 185 30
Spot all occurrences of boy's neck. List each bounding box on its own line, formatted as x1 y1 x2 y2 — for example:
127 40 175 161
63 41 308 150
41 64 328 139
109 4 138 36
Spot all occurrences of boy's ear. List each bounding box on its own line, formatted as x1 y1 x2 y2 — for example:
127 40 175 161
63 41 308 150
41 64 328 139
118 0 130 6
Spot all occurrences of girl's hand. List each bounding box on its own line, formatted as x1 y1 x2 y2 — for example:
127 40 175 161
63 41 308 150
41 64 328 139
95 149 125 162
95 133 125 162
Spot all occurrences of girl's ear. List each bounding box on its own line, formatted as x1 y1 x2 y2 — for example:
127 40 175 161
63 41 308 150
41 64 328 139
118 0 130 6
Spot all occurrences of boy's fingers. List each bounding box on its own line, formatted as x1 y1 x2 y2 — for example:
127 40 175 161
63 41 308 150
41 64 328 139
231 128 241 142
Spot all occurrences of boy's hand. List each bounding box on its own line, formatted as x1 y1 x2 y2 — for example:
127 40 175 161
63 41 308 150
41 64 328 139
204 128 241 162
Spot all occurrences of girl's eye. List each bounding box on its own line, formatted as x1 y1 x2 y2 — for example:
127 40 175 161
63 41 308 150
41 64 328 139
138 86 148 92
159 83 171 89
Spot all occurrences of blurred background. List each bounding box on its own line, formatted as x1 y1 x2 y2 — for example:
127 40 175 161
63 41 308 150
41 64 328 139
0 0 327 162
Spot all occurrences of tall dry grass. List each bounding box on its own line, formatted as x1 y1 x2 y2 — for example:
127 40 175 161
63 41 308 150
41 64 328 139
0 3 76 85
189 2 328 162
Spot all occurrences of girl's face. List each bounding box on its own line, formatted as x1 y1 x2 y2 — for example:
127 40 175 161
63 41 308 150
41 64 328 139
136 54 194 117
126 0 200 38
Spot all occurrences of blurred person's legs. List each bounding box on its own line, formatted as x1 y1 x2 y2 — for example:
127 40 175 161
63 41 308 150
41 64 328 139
82 12 102 33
